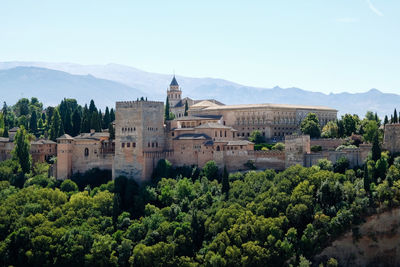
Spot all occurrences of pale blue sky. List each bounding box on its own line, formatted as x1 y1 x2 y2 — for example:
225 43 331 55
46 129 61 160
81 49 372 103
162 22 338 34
1 0 399 94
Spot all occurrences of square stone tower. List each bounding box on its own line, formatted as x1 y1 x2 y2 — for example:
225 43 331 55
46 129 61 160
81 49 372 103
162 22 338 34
285 135 310 168
113 100 165 183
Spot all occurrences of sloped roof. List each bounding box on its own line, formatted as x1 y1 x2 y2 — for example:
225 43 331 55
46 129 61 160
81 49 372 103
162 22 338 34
57 134 74 140
174 115 222 121
31 139 57 145
74 132 109 140
195 122 232 129
191 100 222 109
0 137 10 142
202 103 337 111
173 133 211 140
226 140 254 146
173 100 184 108
170 75 179 86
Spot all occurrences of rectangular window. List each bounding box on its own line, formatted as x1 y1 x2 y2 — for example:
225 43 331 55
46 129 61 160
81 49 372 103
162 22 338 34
122 143 125 148
127 143 130 147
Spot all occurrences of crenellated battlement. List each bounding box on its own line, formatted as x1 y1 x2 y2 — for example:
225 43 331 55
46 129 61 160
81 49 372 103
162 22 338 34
116 100 164 109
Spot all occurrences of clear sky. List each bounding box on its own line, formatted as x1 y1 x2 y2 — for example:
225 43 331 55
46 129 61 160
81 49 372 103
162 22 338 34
1 0 399 94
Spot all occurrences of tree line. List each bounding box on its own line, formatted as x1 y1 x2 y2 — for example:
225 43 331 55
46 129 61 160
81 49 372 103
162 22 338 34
0 97 115 140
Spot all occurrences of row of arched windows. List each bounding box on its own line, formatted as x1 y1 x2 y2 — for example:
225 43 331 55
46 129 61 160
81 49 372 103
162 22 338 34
121 142 136 148
122 127 135 132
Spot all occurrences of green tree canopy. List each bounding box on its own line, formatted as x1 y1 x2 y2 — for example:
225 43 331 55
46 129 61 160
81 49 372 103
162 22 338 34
300 113 321 138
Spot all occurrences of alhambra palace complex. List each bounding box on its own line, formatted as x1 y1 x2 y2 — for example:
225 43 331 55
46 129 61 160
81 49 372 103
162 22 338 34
2 76 400 182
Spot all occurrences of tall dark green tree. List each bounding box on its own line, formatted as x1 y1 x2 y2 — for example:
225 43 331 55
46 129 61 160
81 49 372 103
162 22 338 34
110 108 115 122
103 107 111 129
29 111 38 134
184 100 189 116
222 166 230 196
394 108 398 123
165 96 170 121
3 126 9 137
89 100 97 113
384 115 389 125
71 109 82 136
81 105 90 133
46 107 55 127
108 123 115 140
49 109 62 141
2 102 8 128
371 131 381 162
12 126 31 174
363 163 370 193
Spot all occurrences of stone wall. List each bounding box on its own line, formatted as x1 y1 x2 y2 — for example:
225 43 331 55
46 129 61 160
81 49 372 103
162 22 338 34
70 140 113 175
285 135 311 168
310 138 346 151
383 123 400 153
305 144 372 168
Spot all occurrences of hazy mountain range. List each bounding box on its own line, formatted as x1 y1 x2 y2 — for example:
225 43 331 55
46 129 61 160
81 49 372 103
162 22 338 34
0 61 399 117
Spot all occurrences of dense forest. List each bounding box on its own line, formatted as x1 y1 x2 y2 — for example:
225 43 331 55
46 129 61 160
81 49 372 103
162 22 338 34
1 98 400 266
1 127 400 266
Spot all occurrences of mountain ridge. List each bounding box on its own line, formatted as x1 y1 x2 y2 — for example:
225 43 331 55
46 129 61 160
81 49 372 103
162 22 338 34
0 61 398 117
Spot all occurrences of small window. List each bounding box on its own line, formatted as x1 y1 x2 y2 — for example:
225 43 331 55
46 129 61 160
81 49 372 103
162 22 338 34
133 142 136 147
84 148 89 157
127 142 130 147
122 143 125 148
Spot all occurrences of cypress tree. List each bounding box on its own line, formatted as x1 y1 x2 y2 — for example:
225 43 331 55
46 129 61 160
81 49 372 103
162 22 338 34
110 108 115 122
3 126 8 138
384 115 389 125
165 96 170 121
222 166 230 196
184 100 189 116
372 131 381 161
394 108 398 123
81 105 90 133
363 163 370 193
391 115 394 124
29 111 38 134
63 107 73 135
46 107 55 126
49 109 62 141
98 110 103 130
12 126 31 174
103 107 111 129
89 112 98 132
89 100 97 113
72 109 82 136
2 102 8 128
38 118 44 130
109 123 115 140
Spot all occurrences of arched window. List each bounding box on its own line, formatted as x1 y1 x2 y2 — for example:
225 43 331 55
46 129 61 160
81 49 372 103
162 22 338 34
216 146 220 151
84 148 89 157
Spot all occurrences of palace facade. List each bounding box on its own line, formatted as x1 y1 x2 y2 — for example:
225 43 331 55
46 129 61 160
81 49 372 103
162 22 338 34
55 76 339 182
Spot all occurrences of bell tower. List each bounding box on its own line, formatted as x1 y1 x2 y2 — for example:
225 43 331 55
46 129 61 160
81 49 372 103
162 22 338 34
167 75 182 108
